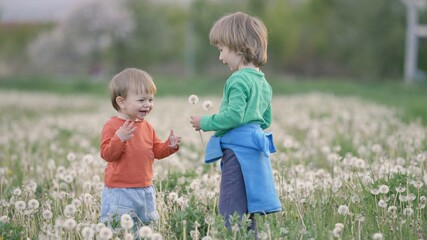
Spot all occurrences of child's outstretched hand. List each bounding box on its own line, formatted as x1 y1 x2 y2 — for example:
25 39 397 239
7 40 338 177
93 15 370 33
168 130 181 150
115 120 136 142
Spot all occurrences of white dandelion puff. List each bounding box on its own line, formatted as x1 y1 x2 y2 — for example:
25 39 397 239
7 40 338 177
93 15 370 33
14 200 26 211
28 199 39 210
372 232 383 240
64 204 77 216
63 218 77 230
123 233 134 240
152 233 163 240
188 94 199 105
377 199 387 208
139 225 153 238
403 207 414 216
0 215 10 224
370 189 380 195
98 226 113 240
81 226 95 240
13 188 22 196
378 185 389 194
337 205 349 215
396 186 406 193
120 214 134 229
168 192 178 202
203 100 213 112
42 210 53 220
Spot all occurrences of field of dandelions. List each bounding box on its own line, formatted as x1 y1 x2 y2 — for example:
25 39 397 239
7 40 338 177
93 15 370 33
0 89 426 240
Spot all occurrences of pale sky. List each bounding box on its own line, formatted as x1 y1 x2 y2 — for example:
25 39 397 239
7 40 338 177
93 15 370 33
0 0 88 22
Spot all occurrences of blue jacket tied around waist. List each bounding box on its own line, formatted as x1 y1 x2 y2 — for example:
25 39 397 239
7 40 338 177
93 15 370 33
205 124 282 214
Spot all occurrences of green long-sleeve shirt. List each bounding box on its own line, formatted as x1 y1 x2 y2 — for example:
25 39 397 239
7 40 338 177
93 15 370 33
200 68 273 136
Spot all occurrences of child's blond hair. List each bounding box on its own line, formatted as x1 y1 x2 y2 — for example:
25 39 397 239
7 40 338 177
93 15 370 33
209 11 268 67
108 68 157 111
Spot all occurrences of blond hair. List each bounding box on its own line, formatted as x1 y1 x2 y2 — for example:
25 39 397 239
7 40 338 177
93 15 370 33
209 11 268 67
108 68 157 111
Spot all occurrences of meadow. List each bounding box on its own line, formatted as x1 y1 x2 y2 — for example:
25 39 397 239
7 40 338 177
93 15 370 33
0 78 426 239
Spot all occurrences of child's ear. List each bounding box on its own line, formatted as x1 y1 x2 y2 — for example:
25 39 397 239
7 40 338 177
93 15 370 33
116 96 125 109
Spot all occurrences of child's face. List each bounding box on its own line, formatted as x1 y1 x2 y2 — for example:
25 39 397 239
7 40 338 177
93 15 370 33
217 45 242 72
119 90 154 121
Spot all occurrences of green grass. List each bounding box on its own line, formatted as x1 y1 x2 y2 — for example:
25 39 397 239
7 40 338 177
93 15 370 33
1 75 427 125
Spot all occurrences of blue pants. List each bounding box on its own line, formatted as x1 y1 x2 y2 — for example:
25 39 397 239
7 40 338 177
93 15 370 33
219 149 257 235
100 186 159 225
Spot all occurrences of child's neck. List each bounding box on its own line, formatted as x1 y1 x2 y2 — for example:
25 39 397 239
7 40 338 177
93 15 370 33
239 62 259 71
117 112 139 121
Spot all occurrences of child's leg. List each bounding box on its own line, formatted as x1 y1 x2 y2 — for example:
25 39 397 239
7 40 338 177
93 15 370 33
219 149 256 233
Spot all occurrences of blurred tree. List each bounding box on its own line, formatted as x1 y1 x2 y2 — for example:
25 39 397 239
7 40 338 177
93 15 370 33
27 0 134 76
264 0 408 78
118 1 183 72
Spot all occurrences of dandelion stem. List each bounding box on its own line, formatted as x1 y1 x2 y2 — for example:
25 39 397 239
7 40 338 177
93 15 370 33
198 130 204 144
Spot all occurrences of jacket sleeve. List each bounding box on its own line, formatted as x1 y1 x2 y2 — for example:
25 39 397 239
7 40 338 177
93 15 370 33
201 78 249 131
261 103 272 129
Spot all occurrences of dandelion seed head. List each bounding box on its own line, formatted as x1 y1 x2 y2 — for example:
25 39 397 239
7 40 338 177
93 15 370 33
96 222 106 232
378 199 387 208
350 195 360 203
120 214 134 229
203 100 213 112
337 205 349 215
81 226 95 239
168 192 178 202
63 174 74 183
0 215 10 224
370 188 380 195
99 226 113 240
83 154 94 163
378 185 389 194
396 186 406 193
139 226 153 238
372 232 383 240
362 175 373 185
42 210 53 220
152 233 163 240
188 95 199 104
72 199 82 208
28 199 39 210
334 223 344 230
14 200 26 211
25 180 37 193
67 152 76 161
63 218 77 230
64 204 77 216
123 233 134 240
13 188 22 196
387 206 397 214
403 207 414 216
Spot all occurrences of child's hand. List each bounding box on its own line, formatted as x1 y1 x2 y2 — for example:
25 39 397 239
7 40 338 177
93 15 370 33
168 130 181 149
190 115 202 131
115 120 136 142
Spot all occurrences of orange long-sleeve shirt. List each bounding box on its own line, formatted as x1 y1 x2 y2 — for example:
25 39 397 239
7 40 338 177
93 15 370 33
100 117 178 188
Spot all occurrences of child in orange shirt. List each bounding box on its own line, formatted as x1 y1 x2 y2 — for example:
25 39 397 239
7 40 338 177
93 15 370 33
100 68 181 226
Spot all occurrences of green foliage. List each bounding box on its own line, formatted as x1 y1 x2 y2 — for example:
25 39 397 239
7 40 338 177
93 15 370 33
0 222 25 240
